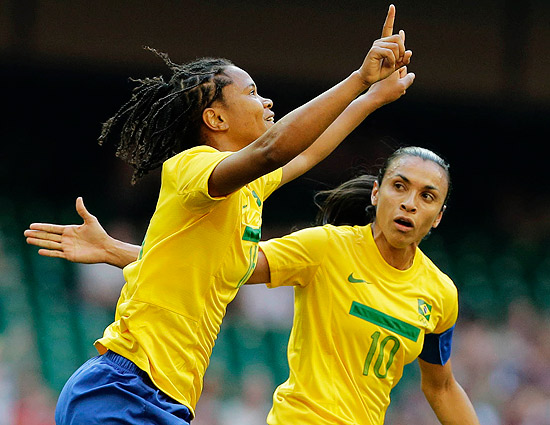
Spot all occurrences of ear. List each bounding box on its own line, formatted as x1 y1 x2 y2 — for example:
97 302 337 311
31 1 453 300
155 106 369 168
202 107 229 132
432 205 446 229
371 180 380 206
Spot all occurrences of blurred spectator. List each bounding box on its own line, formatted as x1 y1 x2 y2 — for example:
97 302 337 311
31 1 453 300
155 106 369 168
0 340 16 425
192 363 226 425
219 366 272 425
234 285 294 330
13 370 55 425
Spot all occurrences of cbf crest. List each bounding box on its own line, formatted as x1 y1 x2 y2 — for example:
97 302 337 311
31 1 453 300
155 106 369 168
418 299 432 326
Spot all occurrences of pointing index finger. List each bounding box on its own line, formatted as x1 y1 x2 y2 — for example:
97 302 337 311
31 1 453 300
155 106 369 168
381 4 396 38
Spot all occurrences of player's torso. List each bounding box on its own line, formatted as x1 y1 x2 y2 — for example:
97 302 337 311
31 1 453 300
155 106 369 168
283 226 438 424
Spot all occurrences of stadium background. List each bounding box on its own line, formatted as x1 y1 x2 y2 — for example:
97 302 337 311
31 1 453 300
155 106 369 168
1 0 549 423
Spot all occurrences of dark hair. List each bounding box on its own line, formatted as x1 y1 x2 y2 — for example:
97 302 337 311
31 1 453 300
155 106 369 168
98 47 234 184
314 175 377 226
314 146 451 226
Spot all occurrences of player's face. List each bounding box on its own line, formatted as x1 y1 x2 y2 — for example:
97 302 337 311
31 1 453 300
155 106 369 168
371 155 448 250
215 66 275 149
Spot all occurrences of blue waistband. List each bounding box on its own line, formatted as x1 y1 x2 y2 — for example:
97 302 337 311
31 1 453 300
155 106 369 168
103 350 148 378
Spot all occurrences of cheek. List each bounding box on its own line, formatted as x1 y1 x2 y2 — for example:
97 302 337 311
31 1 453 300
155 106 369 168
424 210 443 229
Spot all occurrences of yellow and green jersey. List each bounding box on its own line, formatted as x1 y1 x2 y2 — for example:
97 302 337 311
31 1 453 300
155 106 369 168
260 223 458 425
95 145 282 416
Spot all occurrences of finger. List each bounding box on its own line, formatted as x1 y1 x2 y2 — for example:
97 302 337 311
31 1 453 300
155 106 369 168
381 4 396 38
395 50 412 69
374 40 402 59
369 46 397 69
37 249 67 260
76 197 99 224
75 197 94 222
26 237 63 251
24 229 63 243
398 30 406 60
402 72 416 90
377 35 406 64
28 223 67 234
399 66 407 78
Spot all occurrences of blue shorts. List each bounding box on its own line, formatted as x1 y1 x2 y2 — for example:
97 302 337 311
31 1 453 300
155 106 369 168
55 350 192 425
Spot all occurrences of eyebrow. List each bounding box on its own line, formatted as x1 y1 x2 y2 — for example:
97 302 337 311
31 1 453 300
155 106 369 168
396 173 440 192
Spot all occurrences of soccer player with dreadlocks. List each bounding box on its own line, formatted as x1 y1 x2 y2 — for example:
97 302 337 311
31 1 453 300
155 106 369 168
26 6 413 424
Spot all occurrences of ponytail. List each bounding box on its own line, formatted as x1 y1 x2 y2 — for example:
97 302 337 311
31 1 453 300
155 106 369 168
314 174 377 226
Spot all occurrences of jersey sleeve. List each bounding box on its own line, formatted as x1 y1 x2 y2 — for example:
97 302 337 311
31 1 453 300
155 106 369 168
418 280 458 365
174 148 235 214
259 226 329 288
259 168 283 201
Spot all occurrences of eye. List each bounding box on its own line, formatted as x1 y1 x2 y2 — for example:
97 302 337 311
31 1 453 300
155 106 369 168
421 192 436 202
394 182 405 190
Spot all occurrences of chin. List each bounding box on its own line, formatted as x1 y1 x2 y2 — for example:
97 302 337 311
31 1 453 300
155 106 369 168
388 232 418 250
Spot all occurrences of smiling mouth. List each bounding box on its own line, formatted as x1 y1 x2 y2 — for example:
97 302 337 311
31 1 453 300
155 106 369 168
265 116 274 122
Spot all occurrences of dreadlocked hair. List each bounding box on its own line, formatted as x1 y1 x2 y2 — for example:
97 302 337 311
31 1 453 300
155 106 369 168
98 46 234 184
314 175 377 226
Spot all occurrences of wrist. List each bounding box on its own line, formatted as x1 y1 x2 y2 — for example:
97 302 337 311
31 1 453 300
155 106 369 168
104 236 141 268
359 91 387 110
351 70 372 93
103 235 120 266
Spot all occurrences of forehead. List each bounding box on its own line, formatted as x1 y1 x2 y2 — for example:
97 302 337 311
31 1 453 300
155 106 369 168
385 155 449 191
223 66 255 89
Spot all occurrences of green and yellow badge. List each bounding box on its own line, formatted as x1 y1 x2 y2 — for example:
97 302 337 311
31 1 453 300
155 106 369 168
418 299 432 325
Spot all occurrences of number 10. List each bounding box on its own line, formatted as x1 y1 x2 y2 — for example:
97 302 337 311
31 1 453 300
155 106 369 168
363 331 400 379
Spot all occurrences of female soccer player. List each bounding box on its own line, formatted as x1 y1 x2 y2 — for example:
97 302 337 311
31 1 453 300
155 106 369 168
25 6 414 424
247 146 481 424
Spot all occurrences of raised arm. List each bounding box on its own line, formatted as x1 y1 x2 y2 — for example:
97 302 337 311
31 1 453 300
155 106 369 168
24 197 140 268
280 65 414 185
418 358 480 425
208 4 412 196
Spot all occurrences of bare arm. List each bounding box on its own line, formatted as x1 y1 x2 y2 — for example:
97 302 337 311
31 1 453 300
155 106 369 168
24 197 140 268
280 65 414 185
245 249 271 284
418 358 480 425
209 5 412 196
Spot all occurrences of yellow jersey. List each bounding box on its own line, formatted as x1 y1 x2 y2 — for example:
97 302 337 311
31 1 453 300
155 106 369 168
260 223 458 425
95 145 282 416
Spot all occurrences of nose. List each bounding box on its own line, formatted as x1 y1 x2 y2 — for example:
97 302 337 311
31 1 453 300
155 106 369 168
400 194 417 213
262 97 273 109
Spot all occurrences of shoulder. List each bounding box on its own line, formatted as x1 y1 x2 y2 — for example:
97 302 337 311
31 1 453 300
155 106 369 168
320 223 362 239
294 224 360 244
163 145 225 168
163 145 233 188
418 250 457 298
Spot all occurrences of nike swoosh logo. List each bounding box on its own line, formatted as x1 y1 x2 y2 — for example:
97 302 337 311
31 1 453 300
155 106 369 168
348 273 369 284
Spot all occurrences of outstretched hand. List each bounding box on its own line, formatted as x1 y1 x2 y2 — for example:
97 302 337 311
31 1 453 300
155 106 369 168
358 4 412 86
24 197 111 264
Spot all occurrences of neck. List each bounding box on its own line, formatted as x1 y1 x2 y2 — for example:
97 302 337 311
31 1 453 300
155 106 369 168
202 131 241 152
370 223 417 271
